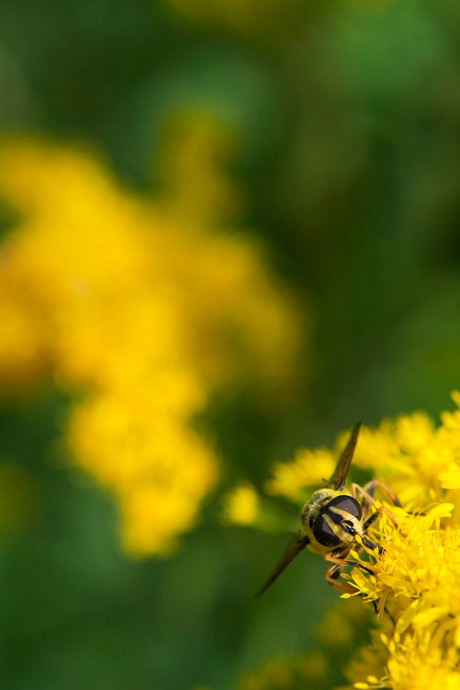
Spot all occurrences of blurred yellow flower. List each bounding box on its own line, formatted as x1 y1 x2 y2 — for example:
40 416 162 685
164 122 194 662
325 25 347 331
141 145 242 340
266 447 336 503
221 482 260 526
68 391 218 557
0 129 304 556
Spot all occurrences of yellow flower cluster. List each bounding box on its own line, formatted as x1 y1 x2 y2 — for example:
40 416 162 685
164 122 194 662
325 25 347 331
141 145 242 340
342 397 460 688
229 394 460 688
343 499 460 689
266 394 460 511
0 131 302 556
266 447 337 504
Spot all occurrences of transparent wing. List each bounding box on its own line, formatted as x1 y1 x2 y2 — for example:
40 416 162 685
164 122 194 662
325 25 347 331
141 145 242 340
255 533 310 598
327 421 361 491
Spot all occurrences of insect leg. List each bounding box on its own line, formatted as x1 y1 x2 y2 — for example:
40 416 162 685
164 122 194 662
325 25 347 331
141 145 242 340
324 550 376 593
350 482 398 526
325 551 375 575
362 479 401 508
324 561 359 593
360 510 384 554
362 509 380 530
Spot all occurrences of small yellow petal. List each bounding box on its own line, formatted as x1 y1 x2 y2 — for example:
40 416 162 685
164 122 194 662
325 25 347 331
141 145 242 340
395 599 420 634
412 605 449 629
439 470 460 489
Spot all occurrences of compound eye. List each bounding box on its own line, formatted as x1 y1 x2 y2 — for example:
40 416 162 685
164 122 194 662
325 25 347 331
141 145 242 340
328 495 362 520
312 515 341 548
312 495 362 548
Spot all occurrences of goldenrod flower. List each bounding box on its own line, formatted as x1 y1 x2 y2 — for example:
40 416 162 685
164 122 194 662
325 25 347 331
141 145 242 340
341 497 460 689
0 131 303 556
237 393 460 688
337 394 460 688
265 398 460 510
221 482 260 526
266 448 336 503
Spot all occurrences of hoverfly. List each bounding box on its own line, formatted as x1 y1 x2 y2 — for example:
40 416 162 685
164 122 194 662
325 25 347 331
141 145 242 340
256 422 399 597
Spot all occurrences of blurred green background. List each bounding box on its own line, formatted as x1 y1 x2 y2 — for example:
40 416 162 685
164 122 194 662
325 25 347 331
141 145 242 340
1 0 460 688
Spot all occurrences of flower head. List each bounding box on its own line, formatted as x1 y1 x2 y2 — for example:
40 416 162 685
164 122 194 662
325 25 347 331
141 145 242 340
0 133 304 556
221 482 260 526
236 393 460 688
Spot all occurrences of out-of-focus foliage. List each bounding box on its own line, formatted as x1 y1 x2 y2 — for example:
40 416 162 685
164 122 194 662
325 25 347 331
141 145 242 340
161 0 312 42
2 0 460 688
